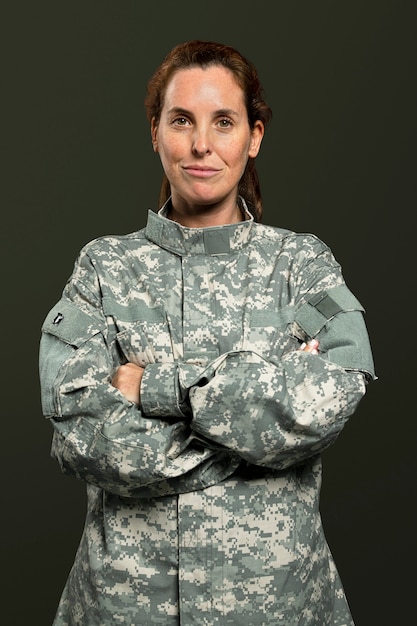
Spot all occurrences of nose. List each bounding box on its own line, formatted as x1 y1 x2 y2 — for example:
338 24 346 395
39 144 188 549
192 127 211 156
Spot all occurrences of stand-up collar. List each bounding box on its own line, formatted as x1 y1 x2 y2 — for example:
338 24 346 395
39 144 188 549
144 199 254 256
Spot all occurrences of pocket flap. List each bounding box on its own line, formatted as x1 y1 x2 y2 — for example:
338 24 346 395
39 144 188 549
41 298 105 347
102 296 165 323
295 285 364 337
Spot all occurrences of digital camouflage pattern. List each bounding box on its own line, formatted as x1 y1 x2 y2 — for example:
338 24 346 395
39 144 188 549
39 201 375 625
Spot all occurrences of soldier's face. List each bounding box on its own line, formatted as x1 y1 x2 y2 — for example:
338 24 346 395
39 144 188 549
151 66 263 215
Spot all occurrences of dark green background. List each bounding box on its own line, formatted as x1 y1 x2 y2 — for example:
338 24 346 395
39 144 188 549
2 1 415 624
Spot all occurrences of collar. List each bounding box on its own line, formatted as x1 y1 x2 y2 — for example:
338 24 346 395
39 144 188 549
144 198 254 256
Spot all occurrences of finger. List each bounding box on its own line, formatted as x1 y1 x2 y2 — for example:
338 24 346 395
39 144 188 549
299 339 319 353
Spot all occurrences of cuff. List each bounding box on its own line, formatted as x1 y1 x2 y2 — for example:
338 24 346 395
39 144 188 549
140 361 208 419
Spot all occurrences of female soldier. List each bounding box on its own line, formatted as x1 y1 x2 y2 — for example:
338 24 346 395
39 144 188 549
39 40 375 625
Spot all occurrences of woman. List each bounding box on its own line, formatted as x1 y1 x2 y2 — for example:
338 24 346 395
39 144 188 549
39 40 375 625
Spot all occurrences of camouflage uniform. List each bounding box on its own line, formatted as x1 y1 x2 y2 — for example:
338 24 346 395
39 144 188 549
39 200 375 625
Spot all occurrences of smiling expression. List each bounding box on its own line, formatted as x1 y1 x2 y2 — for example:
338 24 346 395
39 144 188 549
151 65 264 224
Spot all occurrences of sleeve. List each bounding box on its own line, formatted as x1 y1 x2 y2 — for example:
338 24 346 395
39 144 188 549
39 247 239 498
141 350 368 471
140 241 376 471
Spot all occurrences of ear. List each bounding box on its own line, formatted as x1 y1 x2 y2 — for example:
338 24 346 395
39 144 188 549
248 120 264 158
151 117 159 152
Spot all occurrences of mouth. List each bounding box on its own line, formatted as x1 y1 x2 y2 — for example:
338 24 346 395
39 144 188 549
183 165 221 178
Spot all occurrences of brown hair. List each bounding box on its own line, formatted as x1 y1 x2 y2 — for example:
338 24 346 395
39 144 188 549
144 40 272 222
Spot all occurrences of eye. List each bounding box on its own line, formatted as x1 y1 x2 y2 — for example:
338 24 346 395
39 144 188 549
173 116 190 126
217 118 233 129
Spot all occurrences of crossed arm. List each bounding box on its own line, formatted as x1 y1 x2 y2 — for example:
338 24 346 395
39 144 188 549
111 340 320 405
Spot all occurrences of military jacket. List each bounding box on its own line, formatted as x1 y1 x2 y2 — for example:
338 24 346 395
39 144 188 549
39 202 375 625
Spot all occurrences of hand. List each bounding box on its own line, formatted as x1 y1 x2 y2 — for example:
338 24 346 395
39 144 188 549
111 363 145 405
299 339 319 355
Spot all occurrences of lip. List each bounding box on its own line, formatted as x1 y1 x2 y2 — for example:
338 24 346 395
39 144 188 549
183 165 221 178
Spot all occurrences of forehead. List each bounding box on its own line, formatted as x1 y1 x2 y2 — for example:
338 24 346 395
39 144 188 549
163 65 246 110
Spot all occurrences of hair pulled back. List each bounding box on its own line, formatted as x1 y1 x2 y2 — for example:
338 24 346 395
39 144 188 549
144 40 272 222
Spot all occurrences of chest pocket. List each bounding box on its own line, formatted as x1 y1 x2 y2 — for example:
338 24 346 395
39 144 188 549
102 296 174 367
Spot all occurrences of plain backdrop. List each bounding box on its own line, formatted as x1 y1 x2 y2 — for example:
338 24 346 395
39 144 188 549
2 1 415 624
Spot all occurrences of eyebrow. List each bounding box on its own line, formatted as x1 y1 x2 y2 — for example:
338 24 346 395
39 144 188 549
166 107 240 118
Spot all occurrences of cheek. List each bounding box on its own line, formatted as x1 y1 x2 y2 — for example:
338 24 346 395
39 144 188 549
157 134 184 162
227 142 251 173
